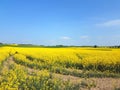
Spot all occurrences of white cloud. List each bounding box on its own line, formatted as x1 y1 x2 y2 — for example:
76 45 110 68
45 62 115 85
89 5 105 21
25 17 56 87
80 35 89 39
60 36 71 40
96 19 120 27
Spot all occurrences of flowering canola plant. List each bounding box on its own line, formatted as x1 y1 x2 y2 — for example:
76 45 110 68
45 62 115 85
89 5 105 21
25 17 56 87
0 47 120 89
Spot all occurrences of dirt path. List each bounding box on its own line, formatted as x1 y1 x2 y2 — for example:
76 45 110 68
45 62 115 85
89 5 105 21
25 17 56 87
54 73 120 90
3 56 14 67
0 56 14 74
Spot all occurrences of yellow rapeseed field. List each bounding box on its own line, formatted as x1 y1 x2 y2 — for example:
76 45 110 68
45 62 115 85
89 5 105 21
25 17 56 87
0 46 120 89
0 47 120 72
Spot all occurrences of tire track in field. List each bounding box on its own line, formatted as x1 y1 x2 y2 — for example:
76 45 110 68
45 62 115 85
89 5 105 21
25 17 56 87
0 56 14 74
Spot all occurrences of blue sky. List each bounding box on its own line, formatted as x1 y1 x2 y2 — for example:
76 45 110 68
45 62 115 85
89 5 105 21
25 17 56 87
0 0 120 45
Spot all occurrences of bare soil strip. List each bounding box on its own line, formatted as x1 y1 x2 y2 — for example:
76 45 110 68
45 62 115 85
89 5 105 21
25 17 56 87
0 56 14 74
